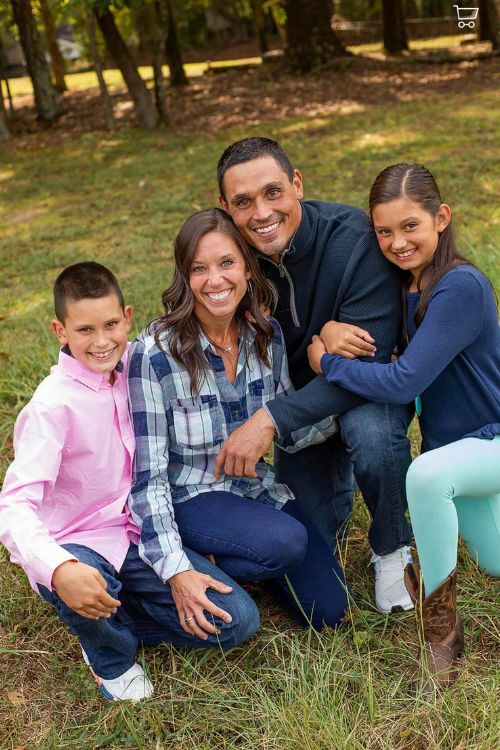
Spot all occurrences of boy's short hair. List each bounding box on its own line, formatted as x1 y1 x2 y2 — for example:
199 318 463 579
54 262 125 323
217 137 295 199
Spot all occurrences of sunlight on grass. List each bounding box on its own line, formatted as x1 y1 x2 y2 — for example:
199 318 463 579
0 74 499 750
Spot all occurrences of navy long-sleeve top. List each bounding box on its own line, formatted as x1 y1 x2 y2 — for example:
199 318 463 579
321 265 500 451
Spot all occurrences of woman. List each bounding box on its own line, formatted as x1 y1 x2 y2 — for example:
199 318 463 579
308 163 500 691
128 208 348 639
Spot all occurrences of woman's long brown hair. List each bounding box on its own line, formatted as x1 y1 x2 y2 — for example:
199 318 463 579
368 163 474 342
150 208 278 395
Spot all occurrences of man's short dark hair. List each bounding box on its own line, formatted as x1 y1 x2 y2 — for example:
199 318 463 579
217 137 295 198
53 262 125 323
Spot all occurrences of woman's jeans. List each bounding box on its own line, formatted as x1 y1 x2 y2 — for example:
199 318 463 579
173 491 349 631
407 435 500 595
38 544 260 680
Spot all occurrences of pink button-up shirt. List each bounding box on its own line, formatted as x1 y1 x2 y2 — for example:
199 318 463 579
0 346 140 592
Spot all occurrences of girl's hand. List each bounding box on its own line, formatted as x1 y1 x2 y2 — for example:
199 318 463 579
52 560 121 619
320 321 376 359
169 569 233 640
308 335 327 374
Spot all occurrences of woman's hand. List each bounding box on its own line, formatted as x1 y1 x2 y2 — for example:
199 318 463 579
307 335 327 374
169 569 233 640
320 321 376 359
52 560 121 619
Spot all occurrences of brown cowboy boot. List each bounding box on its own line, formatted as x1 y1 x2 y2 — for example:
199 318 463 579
404 562 464 693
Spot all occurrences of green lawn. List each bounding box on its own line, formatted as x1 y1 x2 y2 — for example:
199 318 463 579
0 70 499 749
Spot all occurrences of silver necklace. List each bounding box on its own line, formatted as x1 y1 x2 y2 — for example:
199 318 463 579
207 336 233 354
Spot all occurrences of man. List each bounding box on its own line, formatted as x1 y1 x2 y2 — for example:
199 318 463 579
214 136 414 614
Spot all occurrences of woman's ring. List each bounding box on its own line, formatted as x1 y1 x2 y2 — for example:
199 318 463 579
184 615 195 624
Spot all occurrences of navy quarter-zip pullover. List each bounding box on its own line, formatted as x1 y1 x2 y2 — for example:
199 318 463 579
263 200 402 434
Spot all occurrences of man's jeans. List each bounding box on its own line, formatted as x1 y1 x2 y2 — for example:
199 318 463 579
275 401 413 555
38 544 260 680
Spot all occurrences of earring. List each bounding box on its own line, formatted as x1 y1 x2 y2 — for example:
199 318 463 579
247 280 253 300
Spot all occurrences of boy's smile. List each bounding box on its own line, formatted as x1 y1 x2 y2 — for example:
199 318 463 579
52 294 132 377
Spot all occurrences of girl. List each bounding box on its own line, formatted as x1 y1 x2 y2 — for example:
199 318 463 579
308 163 500 690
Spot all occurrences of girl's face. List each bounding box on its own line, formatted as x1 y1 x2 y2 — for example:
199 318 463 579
371 197 451 282
189 230 251 327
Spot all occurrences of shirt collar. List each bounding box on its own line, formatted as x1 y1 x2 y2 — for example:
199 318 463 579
58 344 128 391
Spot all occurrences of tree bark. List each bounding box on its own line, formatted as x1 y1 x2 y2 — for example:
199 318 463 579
10 0 60 122
0 85 11 140
84 1 115 130
268 0 287 47
479 0 499 49
164 0 188 87
95 5 157 128
252 0 268 54
0 35 15 117
38 0 67 93
285 0 349 73
382 0 409 56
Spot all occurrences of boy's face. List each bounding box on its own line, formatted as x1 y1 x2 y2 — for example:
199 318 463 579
51 294 132 374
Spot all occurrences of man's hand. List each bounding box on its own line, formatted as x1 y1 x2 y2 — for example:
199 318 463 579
169 569 233 640
214 408 276 479
51 560 121 619
307 335 327 374
319 321 376 359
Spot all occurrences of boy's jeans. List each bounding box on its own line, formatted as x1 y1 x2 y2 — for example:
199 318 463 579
275 401 414 555
38 543 260 680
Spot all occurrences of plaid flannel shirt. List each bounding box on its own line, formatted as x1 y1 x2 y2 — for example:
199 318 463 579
127 317 336 582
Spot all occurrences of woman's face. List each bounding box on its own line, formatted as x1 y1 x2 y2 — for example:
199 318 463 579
189 230 251 326
371 197 451 281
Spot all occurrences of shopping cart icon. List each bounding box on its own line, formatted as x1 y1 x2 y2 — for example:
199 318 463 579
453 6 479 29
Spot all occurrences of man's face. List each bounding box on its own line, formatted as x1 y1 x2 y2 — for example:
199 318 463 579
220 156 303 260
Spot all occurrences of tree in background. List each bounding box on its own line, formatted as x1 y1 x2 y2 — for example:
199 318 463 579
37 0 67 92
10 0 61 121
83 0 115 129
252 0 268 54
479 0 499 50
93 2 158 128
285 0 349 72
381 0 409 55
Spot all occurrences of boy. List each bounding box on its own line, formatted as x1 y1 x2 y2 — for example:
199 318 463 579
0 262 258 702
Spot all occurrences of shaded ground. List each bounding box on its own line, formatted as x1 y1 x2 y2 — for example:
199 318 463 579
4 51 499 146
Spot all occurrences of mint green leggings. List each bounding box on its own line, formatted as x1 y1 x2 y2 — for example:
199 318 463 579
406 435 500 595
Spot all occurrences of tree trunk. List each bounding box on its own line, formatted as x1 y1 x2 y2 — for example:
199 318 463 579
0 35 15 117
252 0 268 54
285 0 349 73
10 0 60 122
152 0 169 122
38 0 67 93
382 0 409 56
479 0 499 49
0 86 11 140
85 1 115 130
95 5 157 128
164 0 188 87
268 0 287 47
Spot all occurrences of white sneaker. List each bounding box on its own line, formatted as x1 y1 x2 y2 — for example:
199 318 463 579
82 649 154 701
371 546 414 614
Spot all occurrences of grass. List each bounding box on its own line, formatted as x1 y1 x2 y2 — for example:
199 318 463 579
0 66 499 749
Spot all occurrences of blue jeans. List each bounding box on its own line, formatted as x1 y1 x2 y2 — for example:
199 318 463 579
173 492 349 630
275 401 413 555
38 544 259 680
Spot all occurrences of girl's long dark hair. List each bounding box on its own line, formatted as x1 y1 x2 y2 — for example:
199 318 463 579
150 208 277 396
369 163 473 341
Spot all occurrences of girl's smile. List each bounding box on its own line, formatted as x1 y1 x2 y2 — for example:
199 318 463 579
372 197 451 288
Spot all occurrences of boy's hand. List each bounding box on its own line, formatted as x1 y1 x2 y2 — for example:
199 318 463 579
320 321 376 359
169 569 233 640
307 335 327 374
52 560 121 619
